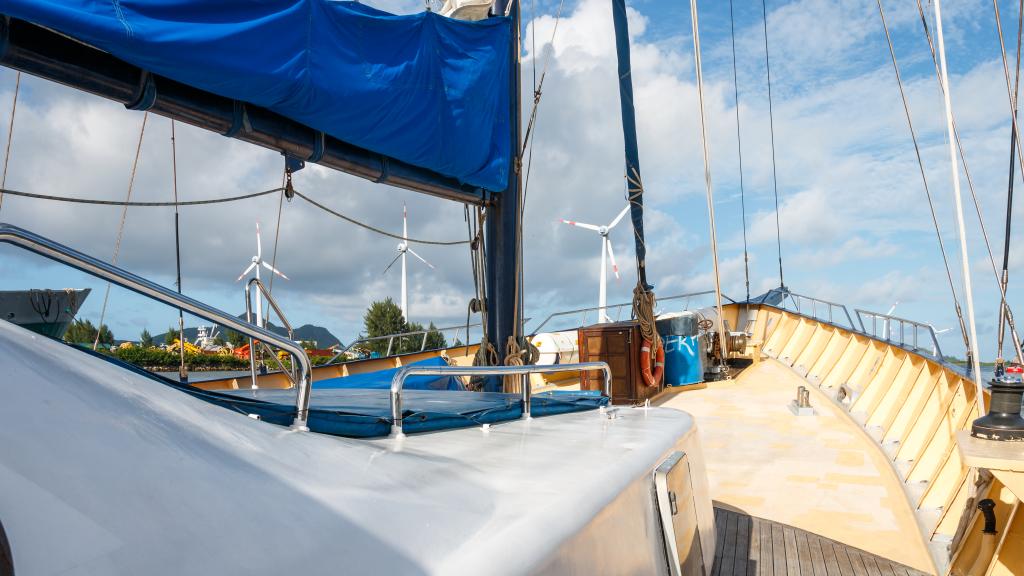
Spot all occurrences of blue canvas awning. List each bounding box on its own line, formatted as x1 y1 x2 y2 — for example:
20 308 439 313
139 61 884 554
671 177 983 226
1 1 512 192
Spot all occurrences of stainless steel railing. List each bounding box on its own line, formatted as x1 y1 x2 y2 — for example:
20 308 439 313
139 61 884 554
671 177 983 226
0 223 314 430
768 289 858 329
388 361 612 436
529 290 721 334
245 277 298 390
855 308 944 359
326 321 484 364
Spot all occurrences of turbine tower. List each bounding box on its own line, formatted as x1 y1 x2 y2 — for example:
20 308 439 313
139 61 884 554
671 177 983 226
236 221 288 328
384 204 434 321
560 205 630 323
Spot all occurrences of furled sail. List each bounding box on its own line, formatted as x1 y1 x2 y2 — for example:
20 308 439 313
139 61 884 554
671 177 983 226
0 1 512 192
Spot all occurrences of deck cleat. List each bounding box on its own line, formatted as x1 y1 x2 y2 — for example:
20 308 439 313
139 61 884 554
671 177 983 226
971 363 1024 441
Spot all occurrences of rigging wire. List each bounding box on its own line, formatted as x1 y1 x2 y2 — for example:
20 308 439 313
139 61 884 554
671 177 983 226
170 119 186 381
0 186 283 206
729 0 751 302
999 0 1024 362
914 0 1024 363
0 185 469 246
94 112 148 351
876 0 973 361
0 72 20 214
691 0 729 368
291 189 468 245
760 0 785 289
264 167 288 323
993 0 1024 363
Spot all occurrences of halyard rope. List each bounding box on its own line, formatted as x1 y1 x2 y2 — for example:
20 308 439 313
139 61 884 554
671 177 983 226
94 112 148 351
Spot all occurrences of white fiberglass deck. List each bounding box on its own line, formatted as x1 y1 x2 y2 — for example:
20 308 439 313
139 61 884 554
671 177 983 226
0 320 711 575
657 359 935 574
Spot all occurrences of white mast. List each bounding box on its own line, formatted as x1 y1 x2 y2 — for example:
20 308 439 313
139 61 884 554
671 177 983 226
690 0 729 368
933 0 984 401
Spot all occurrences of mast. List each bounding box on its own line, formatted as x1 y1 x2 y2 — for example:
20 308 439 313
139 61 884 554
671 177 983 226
933 0 984 399
611 0 650 291
485 0 524 391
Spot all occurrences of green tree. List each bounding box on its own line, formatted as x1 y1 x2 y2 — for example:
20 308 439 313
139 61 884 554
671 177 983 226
225 329 246 347
140 328 154 348
425 322 447 351
363 297 407 355
165 326 182 345
64 319 113 346
402 321 446 353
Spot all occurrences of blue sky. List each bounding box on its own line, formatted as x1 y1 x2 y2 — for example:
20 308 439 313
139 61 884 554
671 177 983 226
0 0 1021 361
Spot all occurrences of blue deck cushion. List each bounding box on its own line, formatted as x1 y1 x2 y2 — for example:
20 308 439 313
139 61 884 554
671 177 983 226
200 388 609 437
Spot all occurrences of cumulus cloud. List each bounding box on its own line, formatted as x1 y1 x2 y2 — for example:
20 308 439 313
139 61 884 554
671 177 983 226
0 0 1019 360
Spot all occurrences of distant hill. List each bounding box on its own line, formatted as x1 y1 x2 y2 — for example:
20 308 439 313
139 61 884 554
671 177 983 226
149 315 341 348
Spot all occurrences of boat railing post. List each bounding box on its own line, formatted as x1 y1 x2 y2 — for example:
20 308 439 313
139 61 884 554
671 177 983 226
522 372 531 419
387 362 613 436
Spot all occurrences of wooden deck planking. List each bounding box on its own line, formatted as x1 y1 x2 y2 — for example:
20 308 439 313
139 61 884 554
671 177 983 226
712 507 932 576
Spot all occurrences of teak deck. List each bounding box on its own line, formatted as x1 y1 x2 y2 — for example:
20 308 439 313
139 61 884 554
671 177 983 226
711 506 930 576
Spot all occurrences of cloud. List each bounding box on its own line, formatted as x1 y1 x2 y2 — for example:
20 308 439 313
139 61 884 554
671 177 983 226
0 0 1019 362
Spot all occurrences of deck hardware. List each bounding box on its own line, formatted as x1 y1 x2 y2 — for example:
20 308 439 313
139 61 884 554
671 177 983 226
971 363 1024 441
790 385 815 416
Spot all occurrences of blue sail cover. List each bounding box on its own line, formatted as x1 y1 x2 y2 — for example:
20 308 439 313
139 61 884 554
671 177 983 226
2 1 512 191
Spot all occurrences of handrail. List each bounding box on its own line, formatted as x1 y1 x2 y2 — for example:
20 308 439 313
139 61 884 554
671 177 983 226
529 290 719 334
388 361 612 436
855 308 944 359
0 223 313 430
327 321 483 364
245 277 297 390
768 289 857 329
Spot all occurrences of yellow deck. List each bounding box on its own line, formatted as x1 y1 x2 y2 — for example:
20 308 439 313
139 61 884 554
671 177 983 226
657 359 934 573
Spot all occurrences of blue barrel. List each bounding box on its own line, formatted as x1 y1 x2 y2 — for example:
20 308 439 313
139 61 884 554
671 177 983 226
656 315 704 386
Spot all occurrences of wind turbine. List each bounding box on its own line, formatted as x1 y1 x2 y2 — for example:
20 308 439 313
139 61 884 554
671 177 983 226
383 204 434 322
560 205 630 323
236 221 288 328
883 301 899 340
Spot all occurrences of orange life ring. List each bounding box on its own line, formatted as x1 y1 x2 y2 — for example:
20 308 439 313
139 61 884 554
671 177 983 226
640 338 664 387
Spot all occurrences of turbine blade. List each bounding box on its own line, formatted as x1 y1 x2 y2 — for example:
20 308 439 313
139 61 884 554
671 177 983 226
403 203 408 240
262 261 289 280
608 205 630 229
236 262 257 282
606 238 621 280
560 219 601 232
407 248 435 269
383 252 402 274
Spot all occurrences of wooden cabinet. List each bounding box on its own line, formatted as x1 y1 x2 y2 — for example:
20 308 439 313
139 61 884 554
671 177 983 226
579 321 662 405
